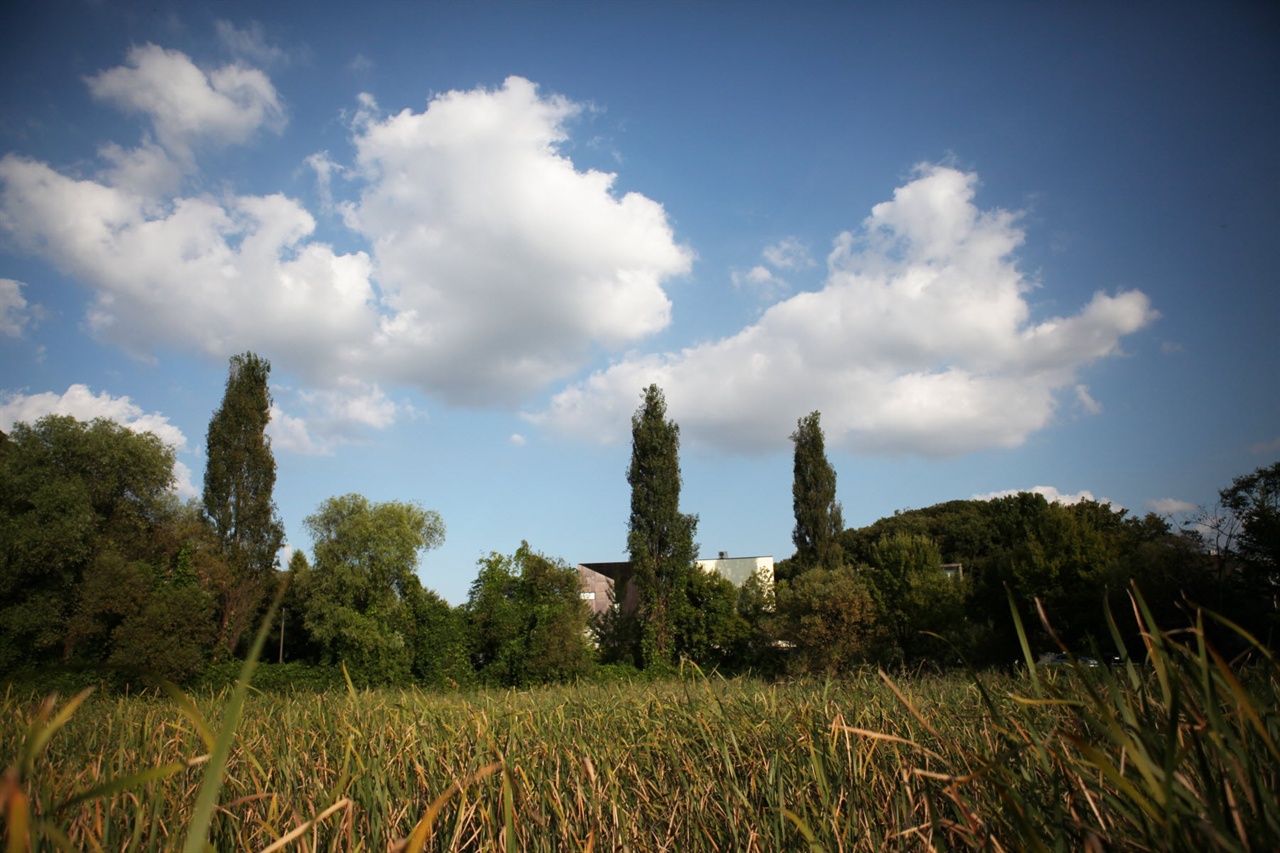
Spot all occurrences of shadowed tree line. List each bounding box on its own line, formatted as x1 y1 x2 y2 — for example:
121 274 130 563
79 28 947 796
2 363 1276 689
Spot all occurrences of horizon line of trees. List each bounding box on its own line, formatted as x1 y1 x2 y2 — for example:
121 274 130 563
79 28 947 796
2 357 1276 689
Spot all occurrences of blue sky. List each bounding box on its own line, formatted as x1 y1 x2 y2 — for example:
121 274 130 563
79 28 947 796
1 1 1276 604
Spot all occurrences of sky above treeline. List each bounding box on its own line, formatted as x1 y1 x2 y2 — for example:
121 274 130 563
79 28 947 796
1 0 1276 603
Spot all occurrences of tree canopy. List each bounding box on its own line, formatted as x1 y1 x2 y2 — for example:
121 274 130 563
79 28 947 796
789 411 844 577
203 352 285 656
0 415 216 681
299 494 445 684
465 543 592 687
627 384 699 668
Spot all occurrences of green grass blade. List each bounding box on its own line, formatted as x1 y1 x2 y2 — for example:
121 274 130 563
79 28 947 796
181 584 284 853
58 763 186 813
20 688 94 777
1007 587 1041 695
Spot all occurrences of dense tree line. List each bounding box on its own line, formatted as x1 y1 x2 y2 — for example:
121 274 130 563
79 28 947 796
1 361 1275 689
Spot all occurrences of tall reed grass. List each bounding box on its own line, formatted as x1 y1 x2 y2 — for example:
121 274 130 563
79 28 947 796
3 592 1276 851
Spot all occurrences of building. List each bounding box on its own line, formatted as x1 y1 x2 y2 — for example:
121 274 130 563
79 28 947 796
577 553 774 618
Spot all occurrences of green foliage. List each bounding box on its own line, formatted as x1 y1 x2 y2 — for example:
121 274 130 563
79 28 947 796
775 566 883 673
591 582 644 667
0 415 201 674
464 543 592 687
4 592 1278 851
108 584 217 684
840 492 1230 665
627 384 699 668
675 567 747 668
841 498 995 569
726 569 779 671
628 394 691 665
197 661 349 693
299 494 446 685
864 531 964 662
1219 460 1280 610
202 352 285 657
788 411 844 577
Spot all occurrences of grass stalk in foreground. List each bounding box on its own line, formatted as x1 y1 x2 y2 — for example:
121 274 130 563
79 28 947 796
3 585 1277 850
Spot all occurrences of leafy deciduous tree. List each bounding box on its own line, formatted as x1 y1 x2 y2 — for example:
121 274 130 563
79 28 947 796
1219 461 1280 638
300 494 445 685
775 566 882 674
1220 461 1280 579
0 416 179 669
866 531 963 663
676 567 747 669
465 543 592 687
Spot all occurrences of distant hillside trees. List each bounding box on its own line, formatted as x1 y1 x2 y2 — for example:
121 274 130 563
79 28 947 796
836 490 1237 665
203 352 285 657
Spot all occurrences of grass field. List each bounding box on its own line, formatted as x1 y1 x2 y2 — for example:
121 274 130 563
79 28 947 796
4 602 1278 851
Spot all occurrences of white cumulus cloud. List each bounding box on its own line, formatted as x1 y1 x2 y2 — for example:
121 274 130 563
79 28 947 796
267 383 403 456
530 164 1157 456
1 57 691 422
215 20 288 67
1075 384 1102 415
731 263 788 301
1146 497 1198 516
343 76 693 405
972 486 1107 506
0 155 379 370
0 278 39 337
86 43 285 165
0 384 197 497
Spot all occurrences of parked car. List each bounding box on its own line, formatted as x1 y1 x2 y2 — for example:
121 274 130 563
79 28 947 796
1036 652 1099 667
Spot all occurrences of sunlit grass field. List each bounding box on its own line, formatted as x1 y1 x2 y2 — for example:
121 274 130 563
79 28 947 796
4 602 1279 851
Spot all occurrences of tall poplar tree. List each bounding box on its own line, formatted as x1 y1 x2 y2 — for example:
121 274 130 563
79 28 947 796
627 384 698 668
204 351 285 656
790 411 844 574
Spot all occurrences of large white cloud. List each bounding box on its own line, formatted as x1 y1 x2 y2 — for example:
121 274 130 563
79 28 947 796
0 384 197 497
343 77 693 405
82 44 285 197
0 56 691 417
530 165 1157 456
0 155 379 368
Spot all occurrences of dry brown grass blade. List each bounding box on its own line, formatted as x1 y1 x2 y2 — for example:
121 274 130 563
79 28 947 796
878 671 942 741
833 725 945 763
258 797 352 853
2 768 31 853
396 761 503 853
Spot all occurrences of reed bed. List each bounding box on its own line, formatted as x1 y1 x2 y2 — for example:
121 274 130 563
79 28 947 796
4 598 1278 851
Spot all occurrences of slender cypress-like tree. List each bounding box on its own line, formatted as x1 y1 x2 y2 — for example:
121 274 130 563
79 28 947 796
204 351 285 655
627 384 698 668
790 411 844 574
